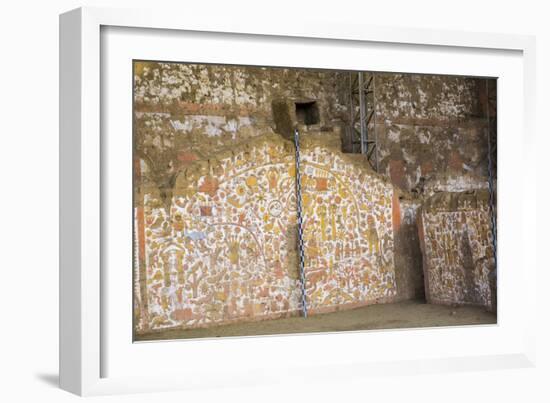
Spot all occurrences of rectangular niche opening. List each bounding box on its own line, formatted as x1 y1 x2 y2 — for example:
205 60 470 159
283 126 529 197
295 101 320 125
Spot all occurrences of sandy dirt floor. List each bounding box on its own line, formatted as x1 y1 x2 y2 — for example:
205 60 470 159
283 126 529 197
136 299 497 341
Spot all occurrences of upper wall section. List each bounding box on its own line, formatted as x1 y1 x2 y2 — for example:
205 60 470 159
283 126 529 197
134 62 347 208
372 74 496 193
134 62 344 125
134 62 496 199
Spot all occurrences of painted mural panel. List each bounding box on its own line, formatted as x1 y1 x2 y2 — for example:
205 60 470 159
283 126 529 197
418 190 496 311
134 133 397 333
299 140 396 313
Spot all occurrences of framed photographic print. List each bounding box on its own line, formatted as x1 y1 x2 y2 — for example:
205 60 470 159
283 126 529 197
60 6 537 396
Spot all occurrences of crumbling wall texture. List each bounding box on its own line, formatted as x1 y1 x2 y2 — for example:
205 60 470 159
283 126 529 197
134 62 346 208
134 133 398 333
372 74 495 193
418 190 496 311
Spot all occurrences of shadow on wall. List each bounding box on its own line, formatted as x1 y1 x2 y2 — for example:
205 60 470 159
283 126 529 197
393 195 425 301
34 373 59 388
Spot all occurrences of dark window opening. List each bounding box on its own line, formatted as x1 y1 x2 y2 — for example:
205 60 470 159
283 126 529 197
295 101 320 125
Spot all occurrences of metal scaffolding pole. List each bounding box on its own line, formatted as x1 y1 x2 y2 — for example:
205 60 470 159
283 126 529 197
358 72 368 155
349 71 378 171
486 80 497 274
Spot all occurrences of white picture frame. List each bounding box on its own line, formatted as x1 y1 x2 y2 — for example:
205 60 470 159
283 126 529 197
60 6 537 396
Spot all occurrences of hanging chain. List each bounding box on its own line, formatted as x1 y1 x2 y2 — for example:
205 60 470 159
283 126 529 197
294 128 308 318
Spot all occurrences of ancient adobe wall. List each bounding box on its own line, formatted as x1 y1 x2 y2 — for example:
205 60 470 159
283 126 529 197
362 75 497 306
134 61 346 211
135 63 496 202
133 62 496 332
371 74 496 193
417 190 496 311
134 132 398 333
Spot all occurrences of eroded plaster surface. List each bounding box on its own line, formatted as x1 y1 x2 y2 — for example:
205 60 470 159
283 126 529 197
134 62 347 212
372 74 496 194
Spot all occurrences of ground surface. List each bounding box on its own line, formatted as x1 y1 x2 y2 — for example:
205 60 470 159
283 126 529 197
136 299 497 341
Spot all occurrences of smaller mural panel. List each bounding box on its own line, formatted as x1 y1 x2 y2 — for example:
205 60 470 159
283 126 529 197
418 190 496 310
